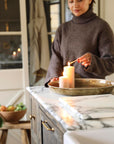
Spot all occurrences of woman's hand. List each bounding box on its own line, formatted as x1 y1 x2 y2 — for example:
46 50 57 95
50 77 59 82
77 53 92 68
48 77 59 87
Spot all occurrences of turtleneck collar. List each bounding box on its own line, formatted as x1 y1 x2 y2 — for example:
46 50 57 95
72 8 96 24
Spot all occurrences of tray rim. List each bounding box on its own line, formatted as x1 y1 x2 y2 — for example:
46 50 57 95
48 78 114 96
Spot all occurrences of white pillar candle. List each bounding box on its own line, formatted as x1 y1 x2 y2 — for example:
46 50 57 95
63 65 75 88
59 76 69 88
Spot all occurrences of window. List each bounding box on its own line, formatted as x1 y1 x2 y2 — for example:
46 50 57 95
43 0 74 55
0 0 22 69
43 0 61 55
0 35 22 69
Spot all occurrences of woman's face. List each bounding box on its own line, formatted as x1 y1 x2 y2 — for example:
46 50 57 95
68 0 92 17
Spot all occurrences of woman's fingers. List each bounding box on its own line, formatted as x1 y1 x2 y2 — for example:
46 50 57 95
81 61 90 67
78 53 91 63
50 77 59 82
77 53 92 67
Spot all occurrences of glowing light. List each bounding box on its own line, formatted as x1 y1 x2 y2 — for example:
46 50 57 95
12 51 17 59
68 62 70 66
17 48 21 53
13 51 16 56
59 109 74 126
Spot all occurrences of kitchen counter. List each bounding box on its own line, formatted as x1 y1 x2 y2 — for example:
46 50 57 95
64 128 114 144
27 86 114 131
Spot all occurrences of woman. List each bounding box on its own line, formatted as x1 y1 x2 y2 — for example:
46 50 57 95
45 0 114 86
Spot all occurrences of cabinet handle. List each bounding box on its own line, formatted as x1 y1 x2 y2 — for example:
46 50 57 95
42 121 54 132
29 115 35 120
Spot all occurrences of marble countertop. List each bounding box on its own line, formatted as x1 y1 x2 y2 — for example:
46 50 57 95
27 86 114 131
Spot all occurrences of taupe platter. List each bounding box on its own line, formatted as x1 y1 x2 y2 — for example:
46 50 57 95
48 78 114 96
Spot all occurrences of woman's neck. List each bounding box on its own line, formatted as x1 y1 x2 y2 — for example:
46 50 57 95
72 8 96 24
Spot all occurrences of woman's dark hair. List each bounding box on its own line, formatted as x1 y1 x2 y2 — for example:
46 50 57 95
89 0 95 9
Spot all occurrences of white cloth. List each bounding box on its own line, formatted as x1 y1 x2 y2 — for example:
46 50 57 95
28 0 50 85
64 128 114 144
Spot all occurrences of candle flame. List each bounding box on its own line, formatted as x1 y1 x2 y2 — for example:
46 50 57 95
17 48 21 52
13 51 16 56
68 62 70 66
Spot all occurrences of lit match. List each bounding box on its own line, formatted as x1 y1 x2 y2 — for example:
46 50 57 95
69 59 78 65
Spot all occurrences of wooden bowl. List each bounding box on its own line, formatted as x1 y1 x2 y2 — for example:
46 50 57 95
0 109 27 123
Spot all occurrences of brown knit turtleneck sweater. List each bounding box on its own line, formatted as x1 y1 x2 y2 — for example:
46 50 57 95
45 8 114 86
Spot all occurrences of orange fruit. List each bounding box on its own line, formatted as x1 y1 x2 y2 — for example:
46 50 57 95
0 105 7 111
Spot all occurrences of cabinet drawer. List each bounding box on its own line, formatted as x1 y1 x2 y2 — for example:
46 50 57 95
40 109 63 144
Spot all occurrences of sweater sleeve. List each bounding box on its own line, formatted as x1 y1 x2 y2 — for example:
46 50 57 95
86 22 114 78
45 26 63 86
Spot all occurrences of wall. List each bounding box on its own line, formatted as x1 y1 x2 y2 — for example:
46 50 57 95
100 0 114 31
